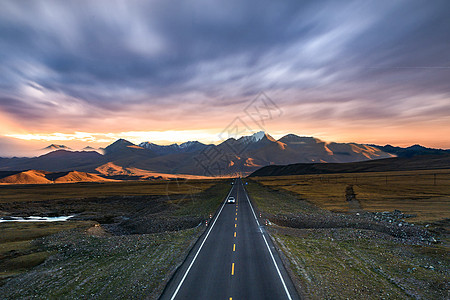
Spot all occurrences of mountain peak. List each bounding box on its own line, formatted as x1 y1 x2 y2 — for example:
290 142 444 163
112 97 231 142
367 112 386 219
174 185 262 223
42 144 71 150
139 140 208 155
250 131 266 142
104 139 137 154
179 141 202 148
240 131 271 143
116 138 133 144
107 139 134 147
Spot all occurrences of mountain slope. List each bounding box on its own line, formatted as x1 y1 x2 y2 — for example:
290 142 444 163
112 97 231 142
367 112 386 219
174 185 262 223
0 170 52 184
53 171 116 183
0 170 116 184
249 154 450 177
370 144 450 158
95 162 214 180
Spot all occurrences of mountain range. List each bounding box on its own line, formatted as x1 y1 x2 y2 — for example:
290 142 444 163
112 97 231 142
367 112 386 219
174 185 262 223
0 131 448 178
42 144 72 151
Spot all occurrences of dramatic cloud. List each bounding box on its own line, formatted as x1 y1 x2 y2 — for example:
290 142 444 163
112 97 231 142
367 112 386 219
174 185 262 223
0 0 449 148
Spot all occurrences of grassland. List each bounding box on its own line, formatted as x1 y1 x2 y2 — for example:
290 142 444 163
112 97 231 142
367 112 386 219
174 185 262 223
0 179 216 203
252 169 450 222
245 171 449 299
0 179 230 299
0 221 95 281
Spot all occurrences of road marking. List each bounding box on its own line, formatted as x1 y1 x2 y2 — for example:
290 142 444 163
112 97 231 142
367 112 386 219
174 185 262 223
231 263 235 275
235 223 237 228
233 244 236 251
169 184 235 300
242 180 293 300
234 232 236 237
235 217 237 221
236 212 237 216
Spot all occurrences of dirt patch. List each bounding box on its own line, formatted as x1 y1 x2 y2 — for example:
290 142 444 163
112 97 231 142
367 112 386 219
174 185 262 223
85 224 109 236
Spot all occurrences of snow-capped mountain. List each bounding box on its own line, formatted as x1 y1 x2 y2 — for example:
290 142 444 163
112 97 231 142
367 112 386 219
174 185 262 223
139 141 209 155
239 131 266 144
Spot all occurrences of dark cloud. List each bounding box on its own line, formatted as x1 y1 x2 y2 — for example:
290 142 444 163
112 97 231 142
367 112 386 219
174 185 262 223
0 0 449 126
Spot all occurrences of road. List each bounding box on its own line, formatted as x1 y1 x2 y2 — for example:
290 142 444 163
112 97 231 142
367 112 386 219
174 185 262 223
160 178 299 300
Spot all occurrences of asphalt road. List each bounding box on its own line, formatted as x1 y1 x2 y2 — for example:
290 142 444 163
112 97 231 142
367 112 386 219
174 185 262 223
160 178 299 300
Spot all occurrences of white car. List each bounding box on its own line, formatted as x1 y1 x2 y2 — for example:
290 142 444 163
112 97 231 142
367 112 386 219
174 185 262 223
227 196 236 204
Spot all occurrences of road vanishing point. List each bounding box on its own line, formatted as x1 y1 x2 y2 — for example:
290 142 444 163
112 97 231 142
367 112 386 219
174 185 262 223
160 178 300 300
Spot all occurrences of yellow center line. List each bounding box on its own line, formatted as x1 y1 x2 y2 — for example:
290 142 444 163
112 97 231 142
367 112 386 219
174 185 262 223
236 212 238 215
231 263 235 275
235 223 237 228
235 217 237 221
234 232 236 237
233 244 236 251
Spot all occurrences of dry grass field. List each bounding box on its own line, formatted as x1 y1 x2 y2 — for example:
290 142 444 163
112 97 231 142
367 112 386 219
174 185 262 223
0 179 216 203
245 171 449 299
252 169 450 223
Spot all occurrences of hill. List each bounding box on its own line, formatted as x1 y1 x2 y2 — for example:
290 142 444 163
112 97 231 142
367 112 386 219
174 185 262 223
370 144 450 158
0 170 116 184
249 154 450 177
0 170 52 184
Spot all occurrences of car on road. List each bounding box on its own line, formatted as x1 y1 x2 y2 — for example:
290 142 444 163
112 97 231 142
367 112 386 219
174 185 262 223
227 196 235 204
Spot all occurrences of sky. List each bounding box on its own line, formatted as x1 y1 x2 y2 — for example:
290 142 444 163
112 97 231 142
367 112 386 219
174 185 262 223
0 0 449 156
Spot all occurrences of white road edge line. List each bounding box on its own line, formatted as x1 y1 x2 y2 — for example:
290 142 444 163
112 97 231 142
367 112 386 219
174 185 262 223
170 181 235 300
242 180 293 300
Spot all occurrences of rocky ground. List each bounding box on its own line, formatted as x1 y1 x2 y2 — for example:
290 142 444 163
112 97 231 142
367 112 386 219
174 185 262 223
1 227 202 299
268 210 441 246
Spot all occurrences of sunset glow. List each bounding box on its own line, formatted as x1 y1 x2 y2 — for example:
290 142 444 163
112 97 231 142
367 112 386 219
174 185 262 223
0 0 449 157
